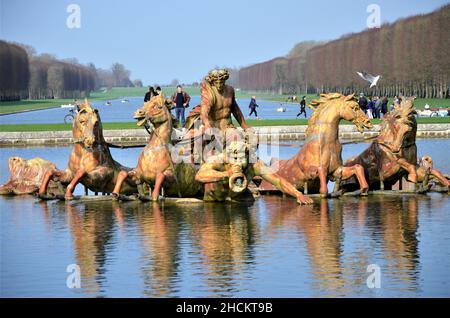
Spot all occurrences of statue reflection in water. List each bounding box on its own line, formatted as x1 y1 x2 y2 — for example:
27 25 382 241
58 194 422 296
263 194 420 296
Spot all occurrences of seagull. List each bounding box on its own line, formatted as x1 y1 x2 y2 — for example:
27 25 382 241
357 71 381 88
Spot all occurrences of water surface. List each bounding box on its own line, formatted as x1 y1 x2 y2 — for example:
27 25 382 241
0 97 312 125
1 139 449 297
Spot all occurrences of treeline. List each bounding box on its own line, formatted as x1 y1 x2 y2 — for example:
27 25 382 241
238 5 450 98
0 41 30 101
28 56 96 99
238 42 324 94
0 40 140 101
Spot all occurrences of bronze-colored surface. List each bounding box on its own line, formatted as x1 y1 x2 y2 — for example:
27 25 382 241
112 94 202 201
259 93 373 196
0 157 63 195
200 69 249 131
342 98 449 191
38 99 137 200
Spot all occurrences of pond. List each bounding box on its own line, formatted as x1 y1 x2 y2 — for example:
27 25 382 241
0 97 313 125
0 139 449 297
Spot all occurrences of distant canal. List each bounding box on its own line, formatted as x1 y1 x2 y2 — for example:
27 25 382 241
0 96 314 125
0 139 449 297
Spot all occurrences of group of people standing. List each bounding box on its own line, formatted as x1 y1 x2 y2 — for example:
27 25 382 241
144 85 191 127
357 93 389 119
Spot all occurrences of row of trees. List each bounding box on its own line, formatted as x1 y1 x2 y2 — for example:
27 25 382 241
0 41 30 101
28 56 96 99
0 41 139 101
238 42 323 94
305 4 449 98
238 5 450 98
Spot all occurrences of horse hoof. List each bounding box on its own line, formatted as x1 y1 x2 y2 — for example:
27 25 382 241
112 193 119 200
360 189 369 196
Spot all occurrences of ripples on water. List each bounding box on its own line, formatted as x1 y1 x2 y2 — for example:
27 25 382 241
0 140 449 297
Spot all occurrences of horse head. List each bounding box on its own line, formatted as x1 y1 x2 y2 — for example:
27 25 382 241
73 99 102 149
378 97 417 154
338 93 373 132
134 93 172 128
308 93 373 134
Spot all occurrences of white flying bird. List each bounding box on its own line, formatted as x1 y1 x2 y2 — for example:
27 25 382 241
356 71 381 88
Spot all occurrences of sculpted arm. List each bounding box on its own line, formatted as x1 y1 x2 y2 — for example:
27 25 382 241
195 162 228 183
200 82 213 129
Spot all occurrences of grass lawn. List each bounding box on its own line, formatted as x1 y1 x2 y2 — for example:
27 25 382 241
1 86 449 114
0 99 76 114
1 117 448 132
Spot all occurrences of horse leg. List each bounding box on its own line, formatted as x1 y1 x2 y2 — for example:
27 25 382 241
318 166 328 198
336 164 369 196
112 170 131 198
38 170 56 197
65 169 86 200
151 173 165 201
39 169 70 199
430 169 450 188
397 158 417 183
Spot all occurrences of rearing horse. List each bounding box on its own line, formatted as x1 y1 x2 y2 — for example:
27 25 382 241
261 93 373 197
38 99 137 199
112 94 202 201
342 97 449 191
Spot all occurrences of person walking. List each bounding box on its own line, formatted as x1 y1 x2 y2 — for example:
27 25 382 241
155 86 162 96
171 85 191 127
144 86 158 102
247 96 259 119
296 96 307 118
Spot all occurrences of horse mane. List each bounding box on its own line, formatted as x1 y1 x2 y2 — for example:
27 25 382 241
306 93 345 135
380 98 417 134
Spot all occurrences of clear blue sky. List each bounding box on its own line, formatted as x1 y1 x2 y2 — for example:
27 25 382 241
1 0 448 84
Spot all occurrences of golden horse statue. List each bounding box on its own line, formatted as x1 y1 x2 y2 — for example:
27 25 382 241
38 99 137 200
260 93 373 197
112 94 202 201
342 97 449 192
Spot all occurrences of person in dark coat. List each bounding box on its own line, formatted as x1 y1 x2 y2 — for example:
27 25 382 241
296 96 307 118
144 86 158 102
247 96 259 119
381 97 389 116
358 93 368 114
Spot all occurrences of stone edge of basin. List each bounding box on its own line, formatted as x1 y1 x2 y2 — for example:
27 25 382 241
0 124 448 146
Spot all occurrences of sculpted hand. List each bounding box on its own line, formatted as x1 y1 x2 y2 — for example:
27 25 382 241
297 193 313 205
